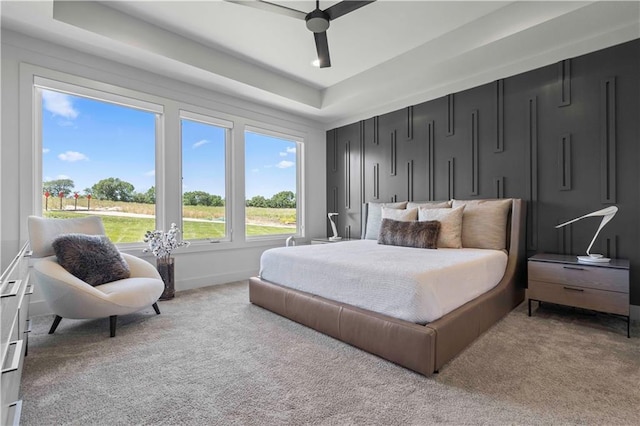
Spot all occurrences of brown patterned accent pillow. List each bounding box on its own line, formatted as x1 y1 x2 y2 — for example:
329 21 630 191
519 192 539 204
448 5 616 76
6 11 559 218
377 219 441 249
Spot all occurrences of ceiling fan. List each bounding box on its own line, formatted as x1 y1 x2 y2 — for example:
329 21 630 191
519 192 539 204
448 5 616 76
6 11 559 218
226 0 376 68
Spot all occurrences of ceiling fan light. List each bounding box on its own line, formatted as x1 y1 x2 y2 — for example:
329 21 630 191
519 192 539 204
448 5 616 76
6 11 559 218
305 9 330 33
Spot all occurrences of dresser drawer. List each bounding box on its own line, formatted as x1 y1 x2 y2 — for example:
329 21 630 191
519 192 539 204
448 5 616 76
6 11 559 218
1 339 26 426
528 280 629 316
528 261 628 293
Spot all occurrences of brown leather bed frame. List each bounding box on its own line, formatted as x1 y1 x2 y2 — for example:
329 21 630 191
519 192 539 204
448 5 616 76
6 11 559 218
249 199 526 376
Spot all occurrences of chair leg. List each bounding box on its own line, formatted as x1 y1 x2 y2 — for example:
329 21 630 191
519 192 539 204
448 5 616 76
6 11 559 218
49 315 63 334
110 315 117 338
152 302 161 315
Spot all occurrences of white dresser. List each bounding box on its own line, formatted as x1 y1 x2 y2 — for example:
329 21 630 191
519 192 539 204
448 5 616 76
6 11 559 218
1 244 33 425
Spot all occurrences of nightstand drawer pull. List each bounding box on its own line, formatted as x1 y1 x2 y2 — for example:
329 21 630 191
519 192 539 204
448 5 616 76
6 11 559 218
563 266 585 271
563 286 584 292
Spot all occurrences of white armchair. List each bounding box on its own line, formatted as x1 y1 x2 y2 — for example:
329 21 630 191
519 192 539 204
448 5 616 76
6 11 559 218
28 216 165 337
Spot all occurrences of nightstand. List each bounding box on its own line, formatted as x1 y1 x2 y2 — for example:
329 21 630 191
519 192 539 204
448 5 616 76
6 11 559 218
310 237 353 245
527 253 630 337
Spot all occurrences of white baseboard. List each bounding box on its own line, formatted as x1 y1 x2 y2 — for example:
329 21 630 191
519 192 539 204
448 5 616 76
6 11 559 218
29 269 259 317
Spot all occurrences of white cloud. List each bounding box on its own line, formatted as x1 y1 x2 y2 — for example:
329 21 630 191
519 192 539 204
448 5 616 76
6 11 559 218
56 174 71 180
42 91 79 119
276 160 294 169
58 151 89 162
251 168 260 173
280 146 297 156
192 139 210 149
43 148 50 154
144 170 155 177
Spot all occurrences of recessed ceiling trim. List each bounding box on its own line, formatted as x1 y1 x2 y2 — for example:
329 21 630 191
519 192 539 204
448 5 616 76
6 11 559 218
52 0 323 109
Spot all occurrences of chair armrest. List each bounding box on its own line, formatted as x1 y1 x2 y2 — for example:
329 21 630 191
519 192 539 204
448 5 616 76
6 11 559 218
33 257 107 297
122 253 162 280
33 255 164 318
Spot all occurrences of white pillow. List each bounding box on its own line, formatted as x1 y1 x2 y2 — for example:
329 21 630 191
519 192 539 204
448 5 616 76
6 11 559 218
451 199 512 250
363 201 408 240
418 206 464 248
381 206 417 222
28 215 106 258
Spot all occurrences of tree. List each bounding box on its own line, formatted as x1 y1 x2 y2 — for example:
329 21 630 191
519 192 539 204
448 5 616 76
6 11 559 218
144 186 156 204
246 195 268 208
91 177 135 202
269 191 296 208
132 186 155 204
43 179 75 196
183 190 216 206
210 194 224 207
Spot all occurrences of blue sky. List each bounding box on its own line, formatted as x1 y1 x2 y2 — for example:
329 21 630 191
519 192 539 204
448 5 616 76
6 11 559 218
42 90 297 199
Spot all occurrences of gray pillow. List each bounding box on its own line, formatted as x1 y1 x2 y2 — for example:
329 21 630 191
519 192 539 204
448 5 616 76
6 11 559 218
52 233 130 286
363 201 408 240
377 219 440 249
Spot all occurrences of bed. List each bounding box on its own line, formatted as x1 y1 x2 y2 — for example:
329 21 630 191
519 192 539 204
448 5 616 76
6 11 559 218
249 198 526 376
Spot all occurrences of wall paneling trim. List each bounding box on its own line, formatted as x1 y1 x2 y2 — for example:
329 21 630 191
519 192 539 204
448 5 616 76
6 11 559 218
326 40 639 304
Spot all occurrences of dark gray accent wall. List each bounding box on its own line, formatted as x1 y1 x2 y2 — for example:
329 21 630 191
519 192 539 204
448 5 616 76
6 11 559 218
326 39 640 304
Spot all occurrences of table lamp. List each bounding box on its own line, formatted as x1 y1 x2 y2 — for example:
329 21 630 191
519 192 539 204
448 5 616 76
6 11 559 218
328 212 341 241
555 206 618 263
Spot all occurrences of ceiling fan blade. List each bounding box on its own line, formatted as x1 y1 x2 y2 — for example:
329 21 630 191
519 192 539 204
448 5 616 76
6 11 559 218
324 1 375 20
225 0 306 20
314 31 331 68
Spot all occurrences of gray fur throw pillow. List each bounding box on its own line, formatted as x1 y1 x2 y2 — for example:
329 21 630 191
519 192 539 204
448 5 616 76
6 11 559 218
378 219 441 249
52 233 130 286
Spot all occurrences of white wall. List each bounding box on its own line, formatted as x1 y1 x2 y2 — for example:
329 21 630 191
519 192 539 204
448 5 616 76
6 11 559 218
1 29 327 315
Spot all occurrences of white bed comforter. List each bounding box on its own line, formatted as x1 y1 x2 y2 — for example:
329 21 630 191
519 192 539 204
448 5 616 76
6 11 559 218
259 240 508 324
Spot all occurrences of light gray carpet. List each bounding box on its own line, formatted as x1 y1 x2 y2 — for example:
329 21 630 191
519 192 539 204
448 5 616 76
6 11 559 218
21 281 640 425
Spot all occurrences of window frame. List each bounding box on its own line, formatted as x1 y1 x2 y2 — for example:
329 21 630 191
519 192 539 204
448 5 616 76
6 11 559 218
244 125 305 241
179 109 233 243
34 76 164 246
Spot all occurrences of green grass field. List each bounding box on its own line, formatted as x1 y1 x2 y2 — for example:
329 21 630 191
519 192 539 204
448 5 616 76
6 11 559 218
43 199 296 243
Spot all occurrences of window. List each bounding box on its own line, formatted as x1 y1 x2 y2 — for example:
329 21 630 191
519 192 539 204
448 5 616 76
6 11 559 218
245 128 301 238
37 84 160 244
180 112 231 241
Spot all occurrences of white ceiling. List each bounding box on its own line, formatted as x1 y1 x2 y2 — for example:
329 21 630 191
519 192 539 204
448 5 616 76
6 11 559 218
2 1 639 128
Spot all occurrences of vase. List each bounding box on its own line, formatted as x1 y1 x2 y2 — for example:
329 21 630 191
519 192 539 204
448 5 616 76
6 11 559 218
156 257 175 300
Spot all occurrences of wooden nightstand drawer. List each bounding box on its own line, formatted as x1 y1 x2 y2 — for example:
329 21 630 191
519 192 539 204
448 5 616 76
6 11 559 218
528 280 629 316
527 254 631 337
528 261 628 293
